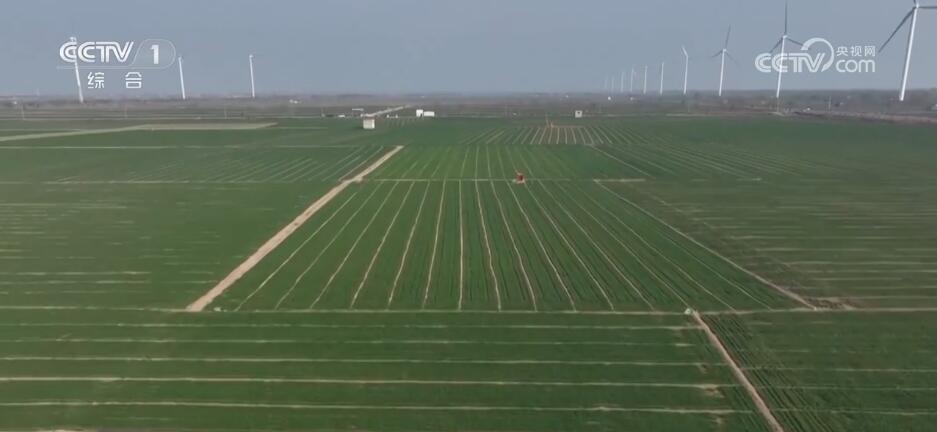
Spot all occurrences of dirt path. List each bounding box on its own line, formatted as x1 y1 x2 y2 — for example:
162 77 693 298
387 184 432 308
350 183 416 308
691 311 785 432
185 145 403 312
421 181 447 308
589 146 651 176
133 123 275 130
0 126 140 143
474 180 501 311
0 123 275 143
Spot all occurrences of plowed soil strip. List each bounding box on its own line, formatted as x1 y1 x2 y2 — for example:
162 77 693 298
185 146 403 312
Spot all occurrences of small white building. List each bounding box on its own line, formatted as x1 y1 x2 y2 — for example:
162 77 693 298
574 110 584 119
415 109 424 117
362 117 376 130
422 110 436 118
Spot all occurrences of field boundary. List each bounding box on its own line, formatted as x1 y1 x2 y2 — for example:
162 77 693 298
0 126 141 143
132 123 276 130
185 145 404 312
0 123 276 143
691 311 785 432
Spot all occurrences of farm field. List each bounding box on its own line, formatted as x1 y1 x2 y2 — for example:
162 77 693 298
0 122 396 307
0 115 935 431
706 311 937 432
0 309 772 432
216 179 792 312
625 180 937 309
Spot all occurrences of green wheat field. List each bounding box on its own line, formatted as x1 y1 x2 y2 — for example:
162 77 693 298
0 116 935 431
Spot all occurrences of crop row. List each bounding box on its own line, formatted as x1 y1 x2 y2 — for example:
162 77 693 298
220 179 793 312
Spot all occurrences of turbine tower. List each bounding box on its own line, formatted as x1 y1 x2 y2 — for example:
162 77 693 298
881 0 937 101
712 26 733 97
70 36 84 104
770 2 805 101
620 70 625 93
659 62 665 96
682 46 690 95
643 65 648 95
178 56 187 101
248 54 256 99
629 67 635 93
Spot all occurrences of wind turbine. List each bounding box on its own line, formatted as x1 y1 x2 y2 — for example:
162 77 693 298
643 65 648 95
659 62 665 96
681 46 690 95
248 54 256 99
70 36 84 104
712 26 734 97
770 2 805 101
629 67 635 93
881 0 937 102
620 70 625 93
178 56 187 101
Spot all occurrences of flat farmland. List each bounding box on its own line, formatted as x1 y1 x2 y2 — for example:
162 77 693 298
369 117 923 181
1 115 936 431
623 180 937 309
0 309 771 432
0 122 395 307
0 182 336 307
706 312 937 432
216 179 793 312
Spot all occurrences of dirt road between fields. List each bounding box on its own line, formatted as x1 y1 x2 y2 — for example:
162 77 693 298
185 145 404 312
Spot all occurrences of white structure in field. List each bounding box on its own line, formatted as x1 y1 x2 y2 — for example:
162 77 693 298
574 110 584 118
415 109 424 117
422 110 436 118
362 117 376 130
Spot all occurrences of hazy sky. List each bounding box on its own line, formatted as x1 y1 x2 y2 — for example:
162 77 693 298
2 0 936 97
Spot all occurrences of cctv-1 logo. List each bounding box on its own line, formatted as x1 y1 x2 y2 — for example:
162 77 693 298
58 38 177 69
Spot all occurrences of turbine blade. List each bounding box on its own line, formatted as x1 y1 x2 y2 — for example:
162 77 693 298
920 5 937 8
711 50 723 58
785 1 789 33
724 26 732 48
788 38 805 47
881 10 914 52
682 45 688 57
770 38 783 53
725 51 741 67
